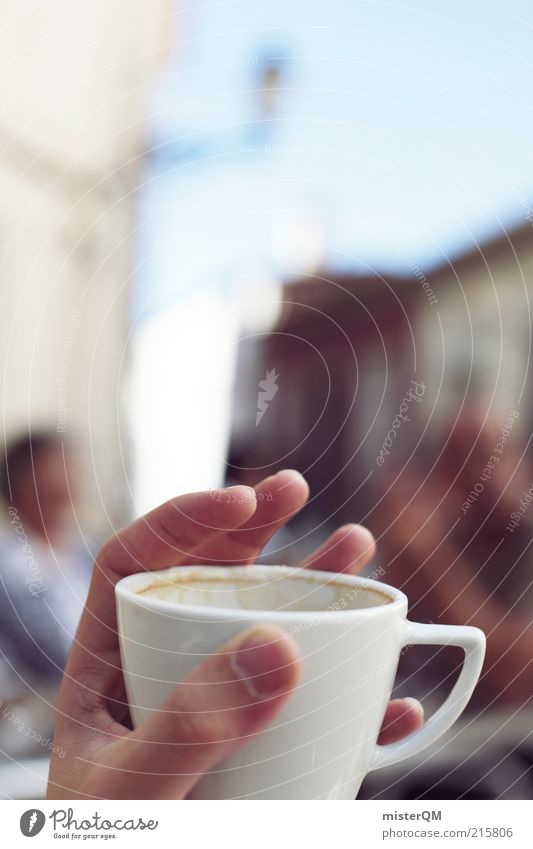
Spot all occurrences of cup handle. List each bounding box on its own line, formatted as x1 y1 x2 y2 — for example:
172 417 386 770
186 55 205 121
370 621 486 771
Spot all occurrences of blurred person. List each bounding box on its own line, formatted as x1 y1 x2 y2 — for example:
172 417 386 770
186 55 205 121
0 432 93 760
46 470 424 799
358 410 533 799
377 411 532 709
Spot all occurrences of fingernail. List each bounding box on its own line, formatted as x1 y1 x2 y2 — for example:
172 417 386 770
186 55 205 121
276 469 304 481
402 697 424 718
224 485 255 495
230 627 299 699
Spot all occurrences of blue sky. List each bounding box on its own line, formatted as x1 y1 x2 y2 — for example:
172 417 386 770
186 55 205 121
135 0 533 314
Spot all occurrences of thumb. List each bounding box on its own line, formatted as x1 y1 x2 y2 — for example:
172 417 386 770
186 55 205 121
95 626 301 799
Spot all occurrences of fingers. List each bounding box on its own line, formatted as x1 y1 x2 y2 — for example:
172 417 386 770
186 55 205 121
102 486 258 576
192 469 310 565
301 523 376 574
74 487 258 658
377 698 424 745
91 626 301 799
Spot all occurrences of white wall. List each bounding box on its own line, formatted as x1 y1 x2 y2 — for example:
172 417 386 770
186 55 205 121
0 1 173 534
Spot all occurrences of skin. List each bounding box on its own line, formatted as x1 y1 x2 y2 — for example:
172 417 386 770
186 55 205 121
47 469 423 799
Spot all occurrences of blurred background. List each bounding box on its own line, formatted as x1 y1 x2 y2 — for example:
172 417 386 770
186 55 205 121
1 0 532 799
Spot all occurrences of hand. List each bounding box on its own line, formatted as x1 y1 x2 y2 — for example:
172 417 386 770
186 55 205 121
47 470 423 799
377 474 533 705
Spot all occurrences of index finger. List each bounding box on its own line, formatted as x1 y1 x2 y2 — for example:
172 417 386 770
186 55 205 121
75 486 258 659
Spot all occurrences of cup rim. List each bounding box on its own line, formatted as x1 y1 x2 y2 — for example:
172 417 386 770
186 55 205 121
115 565 408 620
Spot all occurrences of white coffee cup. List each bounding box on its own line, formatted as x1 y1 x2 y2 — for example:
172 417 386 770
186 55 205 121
116 565 485 799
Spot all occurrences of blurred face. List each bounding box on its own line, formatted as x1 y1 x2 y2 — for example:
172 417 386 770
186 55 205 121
13 446 76 541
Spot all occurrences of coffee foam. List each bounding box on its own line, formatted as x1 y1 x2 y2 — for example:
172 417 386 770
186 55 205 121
135 570 392 613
